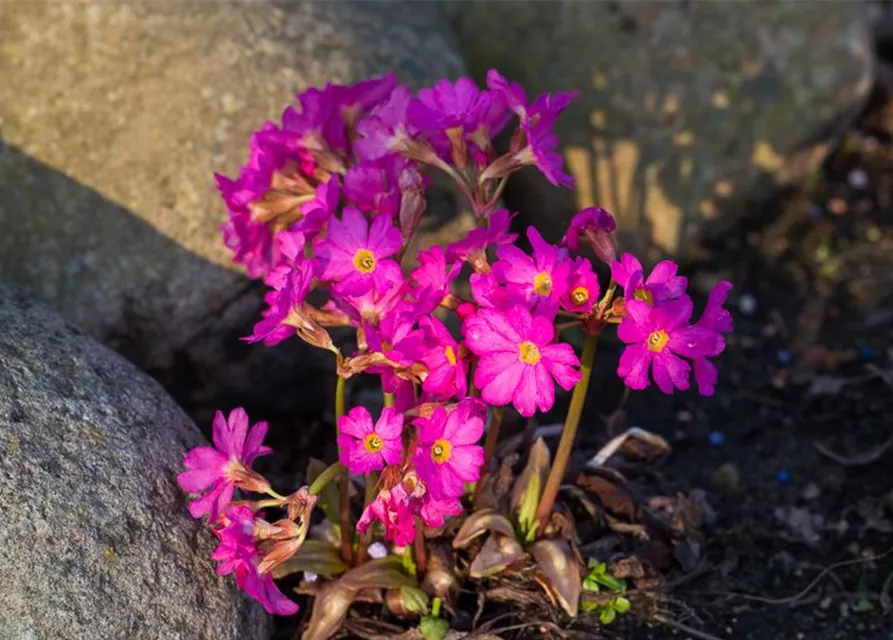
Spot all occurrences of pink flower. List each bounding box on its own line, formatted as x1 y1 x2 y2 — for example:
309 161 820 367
294 176 340 240
337 406 404 475
562 206 617 263
357 482 418 547
417 316 468 400
469 272 510 309
519 124 573 188
446 209 518 264
487 69 577 127
315 207 402 296
213 505 298 616
561 257 600 314
691 281 734 396
617 296 717 394
178 408 272 521
245 260 314 346
344 155 413 219
465 306 582 417
356 85 414 161
493 226 571 316
419 494 464 529
413 399 486 499
410 245 460 303
611 253 687 305
409 77 489 133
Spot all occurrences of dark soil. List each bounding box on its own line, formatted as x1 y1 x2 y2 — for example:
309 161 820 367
568 87 893 640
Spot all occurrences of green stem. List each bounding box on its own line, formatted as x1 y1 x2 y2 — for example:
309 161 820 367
333 374 353 563
335 375 347 422
308 462 346 496
534 332 599 530
482 406 504 473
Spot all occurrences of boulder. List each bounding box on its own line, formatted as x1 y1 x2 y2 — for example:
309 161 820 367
447 0 874 256
0 1 470 422
0 286 270 639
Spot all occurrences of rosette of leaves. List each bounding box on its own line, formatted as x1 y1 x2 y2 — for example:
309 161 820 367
452 438 583 616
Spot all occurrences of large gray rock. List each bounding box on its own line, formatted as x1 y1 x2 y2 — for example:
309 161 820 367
448 0 874 256
0 286 270 639
0 1 470 422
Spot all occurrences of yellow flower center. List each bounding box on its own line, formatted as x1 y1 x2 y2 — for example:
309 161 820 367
444 345 457 366
571 286 590 306
533 271 552 297
353 249 376 274
431 439 452 464
634 287 653 305
363 433 384 454
647 330 669 353
518 341 542 365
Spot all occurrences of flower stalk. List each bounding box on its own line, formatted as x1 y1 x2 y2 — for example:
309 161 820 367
534 332 598 529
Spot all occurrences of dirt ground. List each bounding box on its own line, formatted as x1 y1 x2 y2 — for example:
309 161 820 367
579 88 893 640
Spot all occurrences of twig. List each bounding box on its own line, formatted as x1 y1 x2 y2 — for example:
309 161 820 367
694 547 893 606
651 614 726 640
814 429 893 467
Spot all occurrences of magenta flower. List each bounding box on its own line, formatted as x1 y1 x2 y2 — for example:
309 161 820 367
246 260 314 346
562 206 617 264
446 209 518 264
417 316 468 400
469 272 510 310
561 257 601 314
177 408 272 521
337 406 404 475
414 399 485 499
294 176 340 240
617 296 717 394
344 155 409 219
492 226 572 316
611 253 687 305
357 482 418 547
408 77 488 133
410 245 460 302
419 494 464 529
487 69 577 127
465 306 582 417
356 85 414 161
213 505 298 616
518 124 573 187
315 207 402 296
691 281 734 395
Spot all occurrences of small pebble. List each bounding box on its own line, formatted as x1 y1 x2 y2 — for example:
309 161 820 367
808 204 823 219
708 431 725 446
776 468 791 484
304 571 318 583
859 346 876 361
711 463 740 494
848 168 869 190
762 323 778 338
738 294 756 315
367 542 388 559
827 197 847 216
803 482 821 501
777 349 792 365
676 410 693 423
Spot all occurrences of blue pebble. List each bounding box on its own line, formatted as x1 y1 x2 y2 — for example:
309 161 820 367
708 431 725 446
776 469 791 484
777 350 792 365
858 346 876 361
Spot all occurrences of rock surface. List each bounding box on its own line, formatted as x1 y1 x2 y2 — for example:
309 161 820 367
0 286 270 639
0 1 469 421
448 0 874 256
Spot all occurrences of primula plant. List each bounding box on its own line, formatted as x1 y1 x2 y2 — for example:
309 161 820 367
178 69 733 638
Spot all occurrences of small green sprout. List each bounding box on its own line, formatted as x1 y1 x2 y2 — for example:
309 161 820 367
581 560 631 625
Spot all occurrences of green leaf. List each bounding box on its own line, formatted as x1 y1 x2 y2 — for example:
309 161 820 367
599 605 617 625
511 438 551 543
579 599 598 614
400 586 430 615
614 596 631 614
271 540 348 580
419 616 450 640
308 458 341 528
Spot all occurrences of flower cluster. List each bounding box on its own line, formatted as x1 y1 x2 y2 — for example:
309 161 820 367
179 70 733 617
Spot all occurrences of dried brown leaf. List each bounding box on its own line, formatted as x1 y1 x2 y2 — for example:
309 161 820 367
453 509 517 549
576 471 639 520
529 538 582 617
421 544 460 605
468 534 525 578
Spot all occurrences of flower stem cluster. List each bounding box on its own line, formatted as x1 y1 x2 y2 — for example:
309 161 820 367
178 70 733 617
